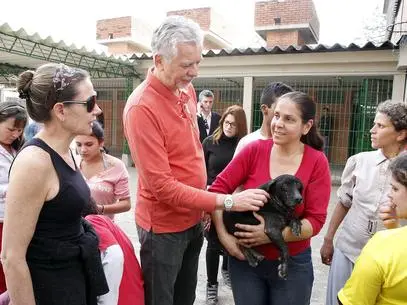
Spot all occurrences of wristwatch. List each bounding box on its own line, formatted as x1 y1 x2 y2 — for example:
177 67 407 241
223 195 234 211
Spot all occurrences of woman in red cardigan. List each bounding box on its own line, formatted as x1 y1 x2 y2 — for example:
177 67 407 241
209 91 331 305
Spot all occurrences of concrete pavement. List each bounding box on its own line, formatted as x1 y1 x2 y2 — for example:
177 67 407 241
115 167 337 305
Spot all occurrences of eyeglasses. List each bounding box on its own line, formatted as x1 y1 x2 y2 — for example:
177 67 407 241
224 120 237 128
62 95 97 112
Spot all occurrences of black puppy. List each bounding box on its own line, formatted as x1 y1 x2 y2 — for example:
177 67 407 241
223 174 303 279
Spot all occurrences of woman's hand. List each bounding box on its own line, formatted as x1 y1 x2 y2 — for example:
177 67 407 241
218 231 245 260
320 237 334 265
231 189 269 212
234 212 271 248
379 202 400 229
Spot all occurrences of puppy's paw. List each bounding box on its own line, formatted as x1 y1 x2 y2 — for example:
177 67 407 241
290 219 302 236
278 262 288 280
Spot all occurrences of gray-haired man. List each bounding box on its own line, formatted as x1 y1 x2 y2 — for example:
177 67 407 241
123 16 268 305
197 89 220 142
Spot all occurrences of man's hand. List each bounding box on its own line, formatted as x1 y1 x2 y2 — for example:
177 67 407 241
234 212 271 247
320 237 334 265
231 189 268 212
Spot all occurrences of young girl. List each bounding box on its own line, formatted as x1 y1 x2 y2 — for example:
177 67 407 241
75 121 131 220
338 152 407 305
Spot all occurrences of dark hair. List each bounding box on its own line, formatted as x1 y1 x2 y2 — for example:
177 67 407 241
91 120 104 142
16 63 90 123
198 89 214 102
0 102 28 150
278 91 324 151
90 120 109 154
81 197 100 217
390 151 407 187
260 82 294 107
376 100 407 132
212 105 247 144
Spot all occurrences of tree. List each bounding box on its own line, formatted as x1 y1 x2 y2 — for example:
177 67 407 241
356 3 387 44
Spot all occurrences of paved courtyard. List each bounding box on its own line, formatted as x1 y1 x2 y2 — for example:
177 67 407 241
115 167 338 305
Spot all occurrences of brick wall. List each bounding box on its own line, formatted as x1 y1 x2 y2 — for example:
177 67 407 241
96 16 132 40
266 30 302 46
167 7 211 31
106 42 140 55
255 0 317 27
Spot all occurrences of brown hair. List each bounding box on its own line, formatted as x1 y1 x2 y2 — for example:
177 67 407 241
16 63 90 122
212 105 247 144
390 151 407 187
277 91 324 151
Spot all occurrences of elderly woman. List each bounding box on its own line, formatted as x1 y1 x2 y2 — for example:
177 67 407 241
2 63 107 305
320 100 407 305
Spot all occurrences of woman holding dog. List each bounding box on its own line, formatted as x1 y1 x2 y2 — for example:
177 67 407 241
202 105 247 305
337 152 407 305
209 91 331 305
320 100 407 305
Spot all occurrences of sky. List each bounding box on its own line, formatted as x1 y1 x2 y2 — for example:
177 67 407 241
0 0 386 52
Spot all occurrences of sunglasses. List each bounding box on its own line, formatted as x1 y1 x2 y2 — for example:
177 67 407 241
62 95 97 112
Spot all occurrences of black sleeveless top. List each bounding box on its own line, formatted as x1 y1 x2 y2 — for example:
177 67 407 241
18 138 108 305
26 138 90 241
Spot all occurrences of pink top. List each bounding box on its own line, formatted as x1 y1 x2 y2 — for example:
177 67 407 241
209 139 331 260
82 155 130 220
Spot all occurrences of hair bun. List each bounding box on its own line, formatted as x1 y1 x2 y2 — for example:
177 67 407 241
17 70 34 100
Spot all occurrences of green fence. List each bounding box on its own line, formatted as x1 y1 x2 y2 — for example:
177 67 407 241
192 76 393 169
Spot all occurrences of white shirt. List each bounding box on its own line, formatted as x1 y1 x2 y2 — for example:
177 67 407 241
97 244 124 305
233 129 268 158
0 145 16 221
336 149 393 262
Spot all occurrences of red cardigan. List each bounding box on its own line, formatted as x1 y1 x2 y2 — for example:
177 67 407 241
209 139 331 260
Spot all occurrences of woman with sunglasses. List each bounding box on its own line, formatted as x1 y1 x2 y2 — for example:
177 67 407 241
202 105 247 305
75 121 131 220
0 102 27 293
1 63 107 305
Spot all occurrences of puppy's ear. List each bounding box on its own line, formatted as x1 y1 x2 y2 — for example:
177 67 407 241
258 180 276 193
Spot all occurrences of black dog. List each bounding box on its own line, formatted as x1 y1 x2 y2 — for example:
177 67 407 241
223 174 303 279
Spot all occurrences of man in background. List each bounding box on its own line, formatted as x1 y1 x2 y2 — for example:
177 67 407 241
234 82 293 156
197 89 220 142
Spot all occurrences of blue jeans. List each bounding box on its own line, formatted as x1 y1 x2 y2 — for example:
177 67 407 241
229 247 314 305
137 223 204 305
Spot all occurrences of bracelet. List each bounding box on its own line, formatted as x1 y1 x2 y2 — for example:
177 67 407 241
100 205 105 215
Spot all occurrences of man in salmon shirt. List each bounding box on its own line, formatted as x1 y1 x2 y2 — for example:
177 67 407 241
123 16 269 305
